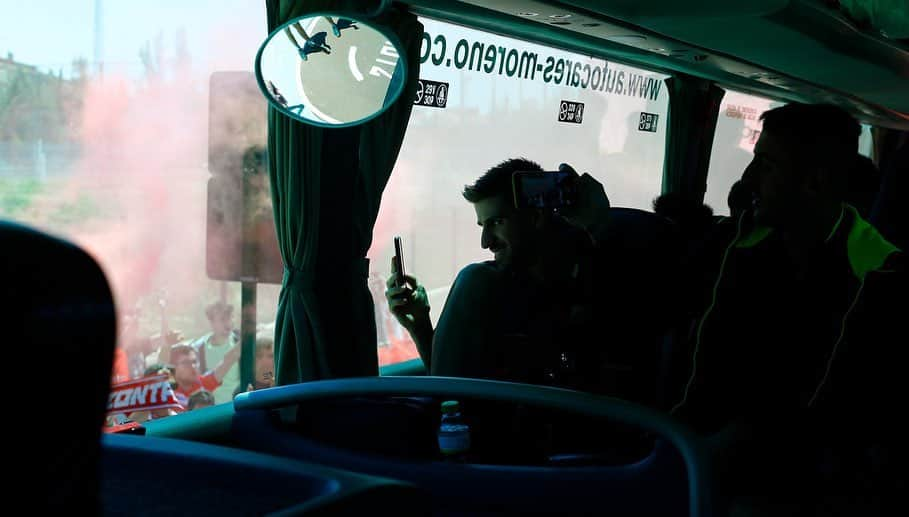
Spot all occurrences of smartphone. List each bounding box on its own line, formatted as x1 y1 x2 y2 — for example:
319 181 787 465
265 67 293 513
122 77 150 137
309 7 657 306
393 236 406 287
512 171 577 210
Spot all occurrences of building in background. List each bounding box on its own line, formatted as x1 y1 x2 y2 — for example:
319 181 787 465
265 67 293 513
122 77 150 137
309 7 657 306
0 52 83 179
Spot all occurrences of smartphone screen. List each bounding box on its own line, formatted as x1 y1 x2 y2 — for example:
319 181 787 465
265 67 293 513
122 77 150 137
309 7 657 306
512 171 577 210
393 236 406 287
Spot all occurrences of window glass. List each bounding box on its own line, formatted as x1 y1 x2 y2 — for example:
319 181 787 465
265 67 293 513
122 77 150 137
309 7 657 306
858 123 873 158
1 2 276 420
704 90 782 216
706 91 874 217
369 18 670 365
1 8 671 384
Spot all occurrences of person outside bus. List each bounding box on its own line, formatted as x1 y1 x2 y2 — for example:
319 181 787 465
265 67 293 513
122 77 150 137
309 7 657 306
170 343 240 408
191 302 240 404
251 332 275 391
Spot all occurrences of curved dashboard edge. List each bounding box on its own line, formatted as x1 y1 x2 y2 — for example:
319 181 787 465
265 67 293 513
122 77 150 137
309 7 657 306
142 400 235 440
231 406 688 515
234 377 714 517
101 433 426 516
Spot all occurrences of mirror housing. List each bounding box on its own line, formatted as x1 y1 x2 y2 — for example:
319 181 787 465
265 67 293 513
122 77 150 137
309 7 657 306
255 13 407 127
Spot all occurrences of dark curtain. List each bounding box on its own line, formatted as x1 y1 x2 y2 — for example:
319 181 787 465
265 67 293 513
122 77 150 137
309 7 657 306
266 0 423 384
661 76 724 201
870 128 908 250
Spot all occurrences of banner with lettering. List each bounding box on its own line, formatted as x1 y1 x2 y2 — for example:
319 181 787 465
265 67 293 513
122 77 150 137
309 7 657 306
107 375 182 415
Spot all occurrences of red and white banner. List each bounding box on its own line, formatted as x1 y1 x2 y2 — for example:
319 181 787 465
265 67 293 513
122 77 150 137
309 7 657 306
107 375 182 415
103 421 143 434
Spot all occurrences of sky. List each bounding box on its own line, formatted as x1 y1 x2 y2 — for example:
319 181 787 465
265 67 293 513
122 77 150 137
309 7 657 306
0 0 267 78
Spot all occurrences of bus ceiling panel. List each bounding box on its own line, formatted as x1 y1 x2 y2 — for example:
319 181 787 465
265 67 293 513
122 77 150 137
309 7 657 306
407 0 909 128
560 0 791 21
646 15 909 112
561 0 909 113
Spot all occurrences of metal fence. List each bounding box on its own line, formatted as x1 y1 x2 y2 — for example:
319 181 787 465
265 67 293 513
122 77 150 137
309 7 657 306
0 140 81 178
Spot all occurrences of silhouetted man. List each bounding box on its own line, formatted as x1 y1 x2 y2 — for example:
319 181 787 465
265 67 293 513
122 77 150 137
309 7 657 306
673 103 906 514
652 192 715 242
386 158 671 405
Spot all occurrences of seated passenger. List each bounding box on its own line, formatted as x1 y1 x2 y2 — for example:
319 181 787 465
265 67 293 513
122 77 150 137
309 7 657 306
386 158 673 406
652 192 714 241
672 103 906 510
726 179 753 219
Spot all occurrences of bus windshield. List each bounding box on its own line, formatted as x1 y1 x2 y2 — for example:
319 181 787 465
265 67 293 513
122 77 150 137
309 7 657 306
2 3 675 425
1 1 275 420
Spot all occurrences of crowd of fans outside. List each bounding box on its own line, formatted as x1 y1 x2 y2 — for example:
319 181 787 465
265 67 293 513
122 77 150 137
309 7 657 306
106 301 276 426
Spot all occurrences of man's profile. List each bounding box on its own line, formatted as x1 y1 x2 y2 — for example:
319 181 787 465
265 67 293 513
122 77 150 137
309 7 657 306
384 158 661 400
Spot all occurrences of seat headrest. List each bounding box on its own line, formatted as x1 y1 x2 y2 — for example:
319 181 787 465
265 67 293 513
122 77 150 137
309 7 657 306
1 221 116 513
602 207 680 252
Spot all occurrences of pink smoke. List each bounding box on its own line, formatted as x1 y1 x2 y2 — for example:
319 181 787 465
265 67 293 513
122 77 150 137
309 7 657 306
66 67 207 318
46 19 418 366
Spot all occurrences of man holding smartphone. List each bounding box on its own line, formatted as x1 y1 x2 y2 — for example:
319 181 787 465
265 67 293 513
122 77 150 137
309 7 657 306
385 157 669 404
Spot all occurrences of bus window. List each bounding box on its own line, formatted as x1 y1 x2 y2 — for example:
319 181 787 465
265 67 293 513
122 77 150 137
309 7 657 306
704 90 783 216
859 123 873 158
706 90 874 217
0 2 275 417
369 17 670 365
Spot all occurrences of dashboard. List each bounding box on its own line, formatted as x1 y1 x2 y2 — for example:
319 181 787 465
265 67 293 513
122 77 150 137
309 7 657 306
127 377 712 516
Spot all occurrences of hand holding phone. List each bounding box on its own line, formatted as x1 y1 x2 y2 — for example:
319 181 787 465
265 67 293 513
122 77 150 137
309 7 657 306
512 170 578 211
555 163 611 242
393 236 406 287
386 237 431 334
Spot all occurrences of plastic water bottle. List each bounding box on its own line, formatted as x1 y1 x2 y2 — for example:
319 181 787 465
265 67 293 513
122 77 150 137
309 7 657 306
438 400 471 460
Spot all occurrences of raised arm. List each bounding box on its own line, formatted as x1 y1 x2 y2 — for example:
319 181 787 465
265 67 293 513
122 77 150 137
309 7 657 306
212 343 241 383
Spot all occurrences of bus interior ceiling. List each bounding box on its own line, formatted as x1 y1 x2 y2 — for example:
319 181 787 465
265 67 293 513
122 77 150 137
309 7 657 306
408 0 909 129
